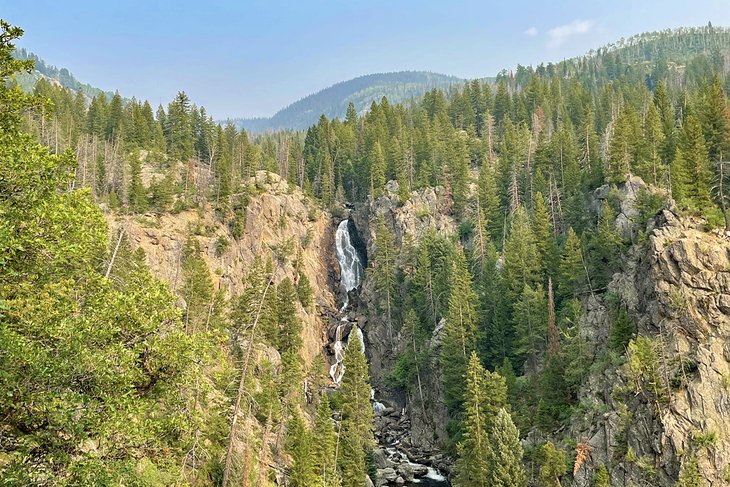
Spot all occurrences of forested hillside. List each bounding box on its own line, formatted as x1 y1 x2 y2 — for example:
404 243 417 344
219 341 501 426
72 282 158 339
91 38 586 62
231 71 465 132
3 16 730 487
12 47 109 98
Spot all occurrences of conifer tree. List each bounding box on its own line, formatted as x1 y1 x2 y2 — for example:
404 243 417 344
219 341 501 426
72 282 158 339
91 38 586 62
477 160 503 244
513 283 547 375
503 205 540 299
372 216 397 339
449 131 471 217
700 75 730 163
278 278 303 398
557 227 585 302
485 408 526 487
180 237 215 333
642 102 667 186
454 352 491 487
337 333 374 487
537 442 567 487
128 155 147 212
411 232 453 331
370 141 386 198
532 192 558 281
441 247 479 412
287 411 317 487
672 115 713 210
606 104 641 183
313 396 341 487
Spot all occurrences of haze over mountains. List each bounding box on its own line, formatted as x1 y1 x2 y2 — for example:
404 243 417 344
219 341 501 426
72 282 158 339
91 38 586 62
227 71 466 132
13 48 467 132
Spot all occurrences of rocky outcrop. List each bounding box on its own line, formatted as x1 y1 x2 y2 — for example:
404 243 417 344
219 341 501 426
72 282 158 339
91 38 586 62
566 198 730 485
106 171 337 364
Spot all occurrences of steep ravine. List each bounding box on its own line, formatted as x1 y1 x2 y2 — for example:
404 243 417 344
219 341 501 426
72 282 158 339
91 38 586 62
328 214 449 486
106 170 730 486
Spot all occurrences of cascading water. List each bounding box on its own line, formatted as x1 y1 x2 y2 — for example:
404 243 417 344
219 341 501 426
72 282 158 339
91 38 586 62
329 219 365 384
335 219 364 311
329 218 449 485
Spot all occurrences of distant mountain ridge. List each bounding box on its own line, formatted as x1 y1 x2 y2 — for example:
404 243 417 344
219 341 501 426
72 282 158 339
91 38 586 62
12 48 111 99
229 71 466 132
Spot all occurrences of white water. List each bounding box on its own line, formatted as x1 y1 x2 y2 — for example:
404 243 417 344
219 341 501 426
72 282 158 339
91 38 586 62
329 219 365 384
424 468 447 481
335 219 364 311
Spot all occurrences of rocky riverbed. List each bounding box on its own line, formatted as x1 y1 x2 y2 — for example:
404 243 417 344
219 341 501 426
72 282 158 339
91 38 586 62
371 400 450 486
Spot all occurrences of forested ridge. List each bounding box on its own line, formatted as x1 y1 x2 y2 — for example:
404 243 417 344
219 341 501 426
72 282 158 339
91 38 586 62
3 17 730 486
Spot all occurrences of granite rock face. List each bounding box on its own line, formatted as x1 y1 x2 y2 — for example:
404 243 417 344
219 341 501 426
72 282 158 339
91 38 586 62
567 203 730 485
106 170 337 365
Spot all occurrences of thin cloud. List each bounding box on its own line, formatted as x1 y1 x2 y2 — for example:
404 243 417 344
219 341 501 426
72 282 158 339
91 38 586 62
547 19 595 48
524 26 538 37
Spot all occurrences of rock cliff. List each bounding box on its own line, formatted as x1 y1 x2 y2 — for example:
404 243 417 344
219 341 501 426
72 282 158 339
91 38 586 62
106 171 337 364
566 207 730 485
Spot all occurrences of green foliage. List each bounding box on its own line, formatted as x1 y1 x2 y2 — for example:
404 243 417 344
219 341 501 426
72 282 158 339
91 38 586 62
537 442 567 487
0 23 230 482
453 352 492 486
287 410 318 487
609 300 636 353
441 247 479 413
180 237 215 333
626 336 668 408
296 273 314 307
312 396 341 487
371 215 397 334
593 464 611 487
486 408 527 486
337 332 375 487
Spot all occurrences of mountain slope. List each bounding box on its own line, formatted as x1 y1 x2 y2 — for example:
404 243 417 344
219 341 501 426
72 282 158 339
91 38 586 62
231 71 466 132
12 48 110 98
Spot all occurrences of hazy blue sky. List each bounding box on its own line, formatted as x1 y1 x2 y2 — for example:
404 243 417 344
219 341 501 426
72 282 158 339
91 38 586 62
3 0 729 119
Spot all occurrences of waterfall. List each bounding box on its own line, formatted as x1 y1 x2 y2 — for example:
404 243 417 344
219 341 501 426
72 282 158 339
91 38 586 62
329 219 365 384
329 324 347 384
335 219 364 311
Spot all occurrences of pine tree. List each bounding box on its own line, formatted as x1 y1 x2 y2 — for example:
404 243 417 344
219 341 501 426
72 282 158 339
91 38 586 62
449 131 471 218
700 75 730 163
337 332 374 487
287 410 317 487
369 141 386 198
593 465 611 487
477 161 502 245
557 227 585 302
372 216 397 340
653 80 676 166
672 115 713 210
513 283 547 375
313 396 341 487
180 237 214 333
537 442 567 487
106 91 124 140
532 192 558 281
503 205 540 300
606 104 641 183
454 352 491 487
278 278 303 398
493 79 511 126
485 408 526 487
128 155 147 212
642 102 667 186
441 247 479 412
411 232 453 332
